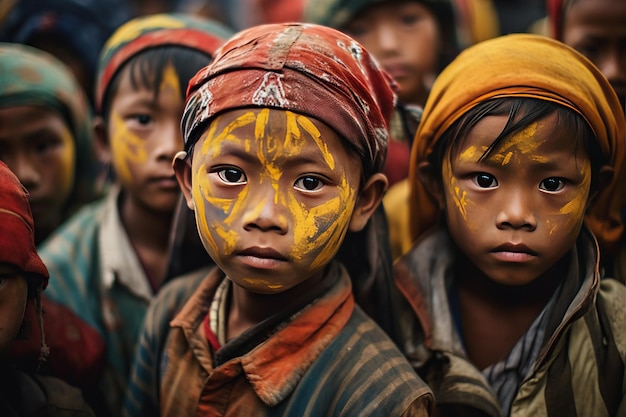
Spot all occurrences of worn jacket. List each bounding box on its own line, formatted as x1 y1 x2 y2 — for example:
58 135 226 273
393 227 626 417
124 261 433 417
38 186 154 415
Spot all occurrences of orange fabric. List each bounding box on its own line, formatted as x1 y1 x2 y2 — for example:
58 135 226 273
408 34 626 253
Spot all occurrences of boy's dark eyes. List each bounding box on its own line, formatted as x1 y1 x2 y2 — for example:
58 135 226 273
473 173 498 188
33 137 61 155
216 167 246 184
294 176 324 191
129 114 153 126
539 177 565 192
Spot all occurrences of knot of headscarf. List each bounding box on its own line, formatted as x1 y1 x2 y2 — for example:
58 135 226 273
409 34 626 252
0 161 49 286
182 22 397 177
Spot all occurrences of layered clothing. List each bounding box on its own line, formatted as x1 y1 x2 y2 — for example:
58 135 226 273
124 262 433 417
394 227 626 416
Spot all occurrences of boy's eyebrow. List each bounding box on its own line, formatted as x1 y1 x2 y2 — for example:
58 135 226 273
211 141 332 168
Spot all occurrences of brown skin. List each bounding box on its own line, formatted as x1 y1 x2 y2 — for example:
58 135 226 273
174 109 387 341
95 65 184 290
419 113 613 368
561 0 626 110
0 106 76 245
342 1 441 107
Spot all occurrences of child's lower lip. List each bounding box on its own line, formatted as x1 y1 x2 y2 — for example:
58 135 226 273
491 251 535 262
238 255 285 269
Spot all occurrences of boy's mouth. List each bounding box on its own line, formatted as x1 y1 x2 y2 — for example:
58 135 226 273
237 247 288 269
491 243 538 262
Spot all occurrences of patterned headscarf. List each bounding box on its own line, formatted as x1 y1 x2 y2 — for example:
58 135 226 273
0 42 98 219
0 161 48 286
95 13 234 114
182 22 397 177
408 34 626 253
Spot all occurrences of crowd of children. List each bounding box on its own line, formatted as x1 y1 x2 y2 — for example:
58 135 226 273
0 0 624 416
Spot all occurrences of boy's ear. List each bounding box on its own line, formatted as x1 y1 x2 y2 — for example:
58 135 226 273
587 164 615 209
173 151 195 210
417 161 445 207
93 116 111 163
349 172 388 232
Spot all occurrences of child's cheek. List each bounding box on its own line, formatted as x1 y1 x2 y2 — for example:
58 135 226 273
290 175 357 270
192 163 241 257
555 163 591 233
110 111 147 185
442 156 476 232
57 127 76 195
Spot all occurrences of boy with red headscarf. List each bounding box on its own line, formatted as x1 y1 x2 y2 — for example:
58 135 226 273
0 161 96 416
123 22 433 417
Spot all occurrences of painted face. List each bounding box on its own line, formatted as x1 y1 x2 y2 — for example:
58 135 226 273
0 106 76 243
0 263 28 357
107 63 184 214
189 108 363 294
562 0 626 109
441 112 592 286
343 1 440 106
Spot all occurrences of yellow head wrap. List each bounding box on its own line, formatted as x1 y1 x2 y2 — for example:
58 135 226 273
409 34 626 253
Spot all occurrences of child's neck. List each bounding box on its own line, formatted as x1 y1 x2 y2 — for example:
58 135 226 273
119 191 174 290
454 255 567 370
226 270 327 342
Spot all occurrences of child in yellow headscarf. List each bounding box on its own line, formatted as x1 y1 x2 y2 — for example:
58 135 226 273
394 34 625 416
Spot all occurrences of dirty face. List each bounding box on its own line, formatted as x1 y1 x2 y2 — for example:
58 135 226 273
441 112 591 286
186 108 363 294
0 106 76 243
106 62 184 213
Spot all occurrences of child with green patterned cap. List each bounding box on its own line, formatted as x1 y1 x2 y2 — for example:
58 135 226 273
36 13 233 416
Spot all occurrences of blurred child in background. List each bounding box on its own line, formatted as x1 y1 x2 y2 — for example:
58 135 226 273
36 13 232 415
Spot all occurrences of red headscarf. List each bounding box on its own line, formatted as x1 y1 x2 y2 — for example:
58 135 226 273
182 22 397 177
0 161 48 286
547 0 567 40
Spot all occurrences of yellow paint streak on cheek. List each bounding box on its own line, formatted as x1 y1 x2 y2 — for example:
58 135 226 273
289 175 356 269
58 127 76 193
192 162 245 256
558 163 591 229
110 111 148 184
443 156 469 221
545 219 558 236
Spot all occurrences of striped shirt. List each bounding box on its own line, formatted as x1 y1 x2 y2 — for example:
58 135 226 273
123 261 433 417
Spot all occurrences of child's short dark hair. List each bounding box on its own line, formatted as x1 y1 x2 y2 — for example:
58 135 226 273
430 97 606 192
101 46 212 121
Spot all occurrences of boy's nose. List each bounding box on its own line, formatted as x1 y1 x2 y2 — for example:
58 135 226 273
495 190 537 231
376 24 399 53
242 188 289 234
11 153 40 190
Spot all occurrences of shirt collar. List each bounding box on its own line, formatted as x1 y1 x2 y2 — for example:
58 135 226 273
99 185 153 300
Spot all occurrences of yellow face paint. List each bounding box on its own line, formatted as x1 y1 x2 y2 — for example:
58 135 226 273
191 109 359 291
110 63 181 185
488 122 548 165
57 126 77 195
443 152 471 222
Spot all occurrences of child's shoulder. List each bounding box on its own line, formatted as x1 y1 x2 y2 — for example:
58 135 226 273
597 278 626 357
297 305 432 415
